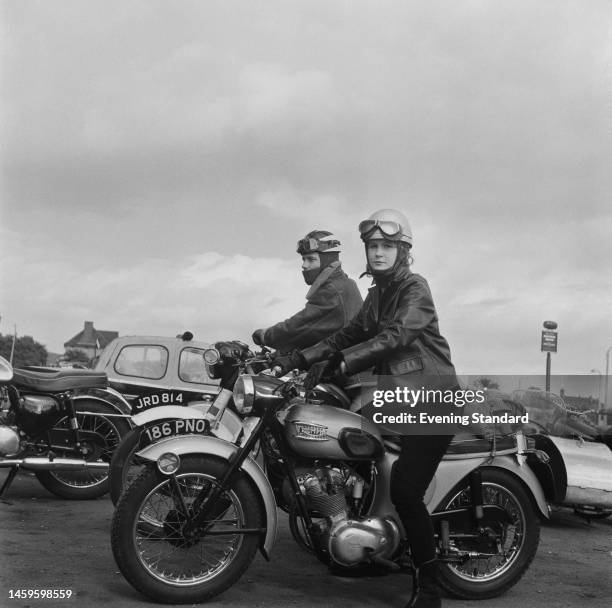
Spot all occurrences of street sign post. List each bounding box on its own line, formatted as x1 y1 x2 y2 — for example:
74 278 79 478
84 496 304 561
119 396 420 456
542 321 558 392
541 330 558 352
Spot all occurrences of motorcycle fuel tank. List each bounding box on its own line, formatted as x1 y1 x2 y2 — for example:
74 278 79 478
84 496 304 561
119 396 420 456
284 402 384 460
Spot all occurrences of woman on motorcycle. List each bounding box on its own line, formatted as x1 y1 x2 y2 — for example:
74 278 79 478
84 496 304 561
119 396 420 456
251 230 363 352
275 209 458 608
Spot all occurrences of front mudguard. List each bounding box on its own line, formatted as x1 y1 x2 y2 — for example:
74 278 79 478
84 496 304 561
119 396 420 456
131 405 243 444
428 454 550 519
135 435 277 559
131 405 207 426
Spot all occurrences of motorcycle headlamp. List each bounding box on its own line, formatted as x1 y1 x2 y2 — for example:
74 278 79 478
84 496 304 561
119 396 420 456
233 375 255 414
203 348 221 365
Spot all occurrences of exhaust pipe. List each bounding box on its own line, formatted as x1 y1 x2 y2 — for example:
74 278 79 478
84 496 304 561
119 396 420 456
1 457 109 471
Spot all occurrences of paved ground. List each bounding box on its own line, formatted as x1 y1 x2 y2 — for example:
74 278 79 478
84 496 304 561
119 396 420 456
0 470 611 608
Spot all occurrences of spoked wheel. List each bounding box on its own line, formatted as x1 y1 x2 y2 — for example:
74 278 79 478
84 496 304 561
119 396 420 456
111 455 265 604
36 400 130 499
437 468 540 599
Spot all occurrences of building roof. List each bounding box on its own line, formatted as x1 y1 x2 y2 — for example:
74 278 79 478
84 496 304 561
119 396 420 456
64 321 118 349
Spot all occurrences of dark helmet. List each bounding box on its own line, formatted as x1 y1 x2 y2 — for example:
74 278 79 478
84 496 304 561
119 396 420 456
297 230 341 285
296 230 342 255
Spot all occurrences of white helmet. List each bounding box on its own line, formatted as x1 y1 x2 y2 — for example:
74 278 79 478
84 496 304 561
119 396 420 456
358 209 412 246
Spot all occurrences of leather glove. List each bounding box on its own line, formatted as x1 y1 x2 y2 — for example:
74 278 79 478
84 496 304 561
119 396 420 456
303 352 344 390
215 340 250 361
271 349 306 375
251 329 266 346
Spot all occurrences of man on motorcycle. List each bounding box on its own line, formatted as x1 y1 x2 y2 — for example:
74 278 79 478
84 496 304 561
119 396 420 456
251 230 363 352
275 210 458 608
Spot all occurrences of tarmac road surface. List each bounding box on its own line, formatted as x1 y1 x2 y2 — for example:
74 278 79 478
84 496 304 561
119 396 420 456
0 471 610 608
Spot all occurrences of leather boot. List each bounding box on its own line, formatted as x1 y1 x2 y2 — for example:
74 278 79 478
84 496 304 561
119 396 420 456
405 560 441 608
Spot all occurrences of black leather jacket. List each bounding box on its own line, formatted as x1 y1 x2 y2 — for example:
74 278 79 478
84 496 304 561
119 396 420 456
301 267 457 390
263 262 363 353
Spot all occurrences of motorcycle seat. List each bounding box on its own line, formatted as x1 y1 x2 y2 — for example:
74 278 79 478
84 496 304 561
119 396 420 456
444 433 516 455
12 367 108 393
382 432 516 456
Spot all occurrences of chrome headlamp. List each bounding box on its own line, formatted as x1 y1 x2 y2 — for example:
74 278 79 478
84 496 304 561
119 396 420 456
233 375 255 414
203 348 221 365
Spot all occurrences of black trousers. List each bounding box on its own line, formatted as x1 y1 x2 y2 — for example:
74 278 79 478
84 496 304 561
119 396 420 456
390 434 453 566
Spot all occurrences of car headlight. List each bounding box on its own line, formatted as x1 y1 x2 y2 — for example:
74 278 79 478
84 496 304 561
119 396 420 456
233 375 255 414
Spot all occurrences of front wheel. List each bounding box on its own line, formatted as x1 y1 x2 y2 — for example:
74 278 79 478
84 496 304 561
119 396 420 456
36 400 130 500
111 455 265 604
437 468 540 600
108 426 148 506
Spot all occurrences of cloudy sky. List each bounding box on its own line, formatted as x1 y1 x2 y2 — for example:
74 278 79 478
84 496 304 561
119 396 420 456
1 1 611 389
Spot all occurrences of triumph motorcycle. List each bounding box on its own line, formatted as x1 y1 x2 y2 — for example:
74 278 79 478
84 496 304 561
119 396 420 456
111 357 557 604
0 355 132 499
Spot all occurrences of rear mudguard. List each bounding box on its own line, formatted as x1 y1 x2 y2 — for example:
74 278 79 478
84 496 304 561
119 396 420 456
73 388 133 427
427 454 550 518
131 405 243 444
135 435 277 559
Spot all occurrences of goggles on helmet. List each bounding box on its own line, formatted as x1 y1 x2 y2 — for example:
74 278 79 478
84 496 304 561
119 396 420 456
358 219 403 239
296 235 341 255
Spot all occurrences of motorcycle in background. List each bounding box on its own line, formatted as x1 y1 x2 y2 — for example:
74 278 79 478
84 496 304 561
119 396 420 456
107 341 265 505
0 356 132 499
111 366 555 604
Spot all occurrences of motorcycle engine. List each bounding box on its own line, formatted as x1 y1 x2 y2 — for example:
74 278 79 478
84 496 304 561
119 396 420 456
298 465 401 567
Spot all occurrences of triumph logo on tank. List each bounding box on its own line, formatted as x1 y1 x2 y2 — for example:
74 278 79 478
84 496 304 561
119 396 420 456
292 421 329 441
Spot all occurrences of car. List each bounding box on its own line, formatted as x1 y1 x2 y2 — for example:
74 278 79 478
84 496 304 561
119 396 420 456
93 333 221 414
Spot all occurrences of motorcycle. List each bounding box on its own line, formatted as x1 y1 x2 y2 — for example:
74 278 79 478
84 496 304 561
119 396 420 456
513 389 612 520
0 355 132 499
107 341 266 505
111 364 554 604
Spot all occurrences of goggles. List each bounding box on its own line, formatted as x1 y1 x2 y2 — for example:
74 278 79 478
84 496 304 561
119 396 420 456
358 219 403 239
296 235 341 255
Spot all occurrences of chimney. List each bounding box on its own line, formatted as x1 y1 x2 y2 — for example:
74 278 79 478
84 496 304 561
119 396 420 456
84 321 94 330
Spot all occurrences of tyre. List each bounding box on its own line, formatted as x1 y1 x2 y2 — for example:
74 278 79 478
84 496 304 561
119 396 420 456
111 455 265 604
108 427 148 506
35 400 131 500
437 468 541 600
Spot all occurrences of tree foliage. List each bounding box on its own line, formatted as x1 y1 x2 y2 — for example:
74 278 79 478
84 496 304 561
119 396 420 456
473 376 500 390
63 348 91 364
0 334 49 368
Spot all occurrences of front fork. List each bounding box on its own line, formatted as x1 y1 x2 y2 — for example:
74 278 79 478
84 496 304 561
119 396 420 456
180 409 273 538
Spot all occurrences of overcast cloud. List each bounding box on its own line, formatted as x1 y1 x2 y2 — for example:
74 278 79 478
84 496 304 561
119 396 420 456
1 1 611 386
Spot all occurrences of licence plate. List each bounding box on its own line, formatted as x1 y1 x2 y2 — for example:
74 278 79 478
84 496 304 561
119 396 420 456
139 418 211 448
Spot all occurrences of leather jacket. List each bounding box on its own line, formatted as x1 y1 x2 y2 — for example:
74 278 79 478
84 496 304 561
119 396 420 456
301 267 457 390
263 262 363 353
